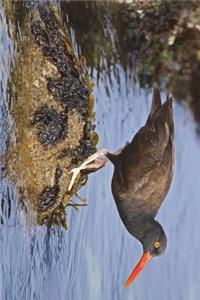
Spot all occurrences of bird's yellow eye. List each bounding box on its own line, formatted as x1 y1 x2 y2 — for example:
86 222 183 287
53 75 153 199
154 241 160 249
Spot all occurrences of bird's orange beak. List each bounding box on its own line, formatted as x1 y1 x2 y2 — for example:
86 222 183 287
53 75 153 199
124 251 152 288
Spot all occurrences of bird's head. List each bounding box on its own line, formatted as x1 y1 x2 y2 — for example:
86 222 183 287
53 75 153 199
124 220 167 287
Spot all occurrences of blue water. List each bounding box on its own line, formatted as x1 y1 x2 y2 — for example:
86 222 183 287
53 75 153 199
1 2 200 300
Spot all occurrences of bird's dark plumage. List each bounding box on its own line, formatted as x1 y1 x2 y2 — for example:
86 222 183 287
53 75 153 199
107 83 174 251
68 83 174 286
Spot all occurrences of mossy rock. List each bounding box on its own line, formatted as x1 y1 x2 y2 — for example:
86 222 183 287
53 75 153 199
6 5 98 228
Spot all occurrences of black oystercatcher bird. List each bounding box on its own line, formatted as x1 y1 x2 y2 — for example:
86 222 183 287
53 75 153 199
68 83 174 287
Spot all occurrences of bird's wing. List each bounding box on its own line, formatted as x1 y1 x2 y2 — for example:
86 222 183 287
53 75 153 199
117 95 174 192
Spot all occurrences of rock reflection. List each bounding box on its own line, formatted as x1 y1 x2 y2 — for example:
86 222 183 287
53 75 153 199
63 1 200 127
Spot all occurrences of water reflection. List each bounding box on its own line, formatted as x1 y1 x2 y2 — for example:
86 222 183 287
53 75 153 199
1 1 200 300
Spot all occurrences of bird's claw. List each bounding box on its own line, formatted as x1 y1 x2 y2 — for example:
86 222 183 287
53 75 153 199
69 167 79 174
68 168 81 192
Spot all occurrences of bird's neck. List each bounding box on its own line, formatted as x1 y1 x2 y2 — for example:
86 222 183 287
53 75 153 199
130 217 159 243
115 200 162 242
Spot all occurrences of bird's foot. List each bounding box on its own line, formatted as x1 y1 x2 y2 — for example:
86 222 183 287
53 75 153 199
68 148 108 191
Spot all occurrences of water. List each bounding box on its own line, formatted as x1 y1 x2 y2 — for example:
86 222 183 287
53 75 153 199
1 2 200 300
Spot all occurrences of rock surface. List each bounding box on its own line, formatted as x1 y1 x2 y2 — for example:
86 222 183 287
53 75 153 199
6 4 98 228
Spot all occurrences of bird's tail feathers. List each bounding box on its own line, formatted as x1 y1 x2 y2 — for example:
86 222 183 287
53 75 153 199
150 82 162 116
146 82 162 122
165 94 173 106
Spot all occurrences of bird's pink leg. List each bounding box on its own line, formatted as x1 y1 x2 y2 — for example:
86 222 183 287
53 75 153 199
68 148 108 191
